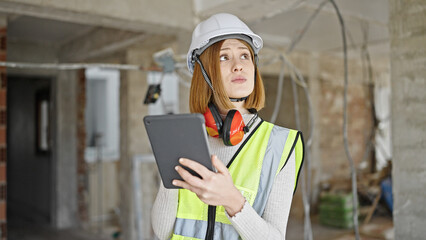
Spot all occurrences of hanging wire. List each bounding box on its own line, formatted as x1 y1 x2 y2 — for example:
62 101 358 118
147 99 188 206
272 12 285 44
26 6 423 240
286 0 329 54
359 21 378 171
290 62 313 240
263 47 315 239
281 2 328 236
282 0 362 238
269 55 286 124
284 55 314 240
283 58 314 147
329 0 360 239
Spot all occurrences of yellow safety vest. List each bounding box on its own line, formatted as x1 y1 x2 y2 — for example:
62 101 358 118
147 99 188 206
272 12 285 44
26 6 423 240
171 121 304 240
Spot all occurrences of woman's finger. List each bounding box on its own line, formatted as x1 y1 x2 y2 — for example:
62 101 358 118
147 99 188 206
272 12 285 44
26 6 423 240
172 179 194 191
179 158 213 178
212 155 228 175
175 165 204 187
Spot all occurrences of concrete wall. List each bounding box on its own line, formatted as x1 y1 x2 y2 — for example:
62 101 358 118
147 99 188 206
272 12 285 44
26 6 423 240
389 0 426 239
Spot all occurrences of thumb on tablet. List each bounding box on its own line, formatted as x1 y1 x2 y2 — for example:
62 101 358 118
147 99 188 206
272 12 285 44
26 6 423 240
212 155 227 174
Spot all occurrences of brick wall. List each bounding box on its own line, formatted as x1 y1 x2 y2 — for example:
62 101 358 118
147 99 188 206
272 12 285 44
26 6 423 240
0 23 6 240
77 69 88 223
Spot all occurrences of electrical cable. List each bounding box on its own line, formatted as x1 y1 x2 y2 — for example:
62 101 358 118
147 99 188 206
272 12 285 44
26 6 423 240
286 0 329 54
289 62 313 240
269 54 285 124
264 47 315 239
259 54 281 68
249 0 308 26
329 0 360 239
283 55 314 240
359 21 378 170
283 59 314 146
283 0 363 237
263 44 315 239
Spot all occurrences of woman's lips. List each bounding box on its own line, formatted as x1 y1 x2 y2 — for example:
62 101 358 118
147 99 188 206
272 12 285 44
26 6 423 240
231 77 246 83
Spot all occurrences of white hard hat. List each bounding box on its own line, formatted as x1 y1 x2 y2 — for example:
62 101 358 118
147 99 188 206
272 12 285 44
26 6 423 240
187 13 263 74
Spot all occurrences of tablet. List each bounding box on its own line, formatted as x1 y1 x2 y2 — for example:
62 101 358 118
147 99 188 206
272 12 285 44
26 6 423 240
143 114 213 189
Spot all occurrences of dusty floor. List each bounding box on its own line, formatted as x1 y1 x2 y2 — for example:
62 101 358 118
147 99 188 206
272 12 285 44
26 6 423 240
8 215 393 240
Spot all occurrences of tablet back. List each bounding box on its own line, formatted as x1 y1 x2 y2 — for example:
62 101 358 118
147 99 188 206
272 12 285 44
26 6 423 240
144 114 212 188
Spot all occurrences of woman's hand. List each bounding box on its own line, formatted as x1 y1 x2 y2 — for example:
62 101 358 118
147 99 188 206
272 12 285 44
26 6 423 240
172 155 245 217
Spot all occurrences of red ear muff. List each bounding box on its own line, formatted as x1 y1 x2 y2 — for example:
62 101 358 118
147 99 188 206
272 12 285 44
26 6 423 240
204 103 257 146
204 103 223 138
222 110 245 146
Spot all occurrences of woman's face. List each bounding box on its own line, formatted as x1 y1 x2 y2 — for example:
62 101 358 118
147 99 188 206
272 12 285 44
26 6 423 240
219 39 255 99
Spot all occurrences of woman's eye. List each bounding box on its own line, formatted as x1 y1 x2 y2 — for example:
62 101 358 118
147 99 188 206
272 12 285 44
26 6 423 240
241 54 250 60
220 55 228 61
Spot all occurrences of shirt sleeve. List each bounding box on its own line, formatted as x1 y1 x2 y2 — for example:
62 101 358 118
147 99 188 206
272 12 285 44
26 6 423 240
227 150 296 240
151 183 178 240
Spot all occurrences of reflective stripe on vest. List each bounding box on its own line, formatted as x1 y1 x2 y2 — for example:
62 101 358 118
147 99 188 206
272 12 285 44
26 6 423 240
171 121 304 240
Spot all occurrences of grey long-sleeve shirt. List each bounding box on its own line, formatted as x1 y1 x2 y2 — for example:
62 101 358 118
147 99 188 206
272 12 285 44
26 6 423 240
151 115 296 240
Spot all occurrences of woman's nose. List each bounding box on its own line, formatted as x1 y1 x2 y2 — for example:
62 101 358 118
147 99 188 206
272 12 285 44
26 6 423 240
232 60 243 72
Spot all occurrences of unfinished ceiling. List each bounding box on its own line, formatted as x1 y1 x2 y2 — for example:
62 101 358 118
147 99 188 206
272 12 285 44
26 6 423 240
1 0 390 61
194 0 389 56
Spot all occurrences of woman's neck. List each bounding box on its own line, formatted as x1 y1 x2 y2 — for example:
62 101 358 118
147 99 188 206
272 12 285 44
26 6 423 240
218 101 249 115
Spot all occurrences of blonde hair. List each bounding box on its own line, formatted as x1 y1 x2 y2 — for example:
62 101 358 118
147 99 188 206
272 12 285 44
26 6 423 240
189 39 265 113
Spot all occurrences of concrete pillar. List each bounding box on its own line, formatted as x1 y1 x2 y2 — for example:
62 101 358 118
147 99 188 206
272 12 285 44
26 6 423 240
389 0 426 239
52 70 79 228
119 66 135 240
120 42 161 240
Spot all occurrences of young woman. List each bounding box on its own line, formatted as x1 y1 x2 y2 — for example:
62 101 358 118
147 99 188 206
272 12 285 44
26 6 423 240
151 13 304 240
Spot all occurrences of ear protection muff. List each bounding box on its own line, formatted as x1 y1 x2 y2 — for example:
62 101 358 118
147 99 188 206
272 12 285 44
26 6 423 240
203 103 257 146
222 109 245 146
204 103 223 138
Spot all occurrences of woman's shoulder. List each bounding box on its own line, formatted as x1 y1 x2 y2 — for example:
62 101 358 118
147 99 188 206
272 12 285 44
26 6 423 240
259 120 299 132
